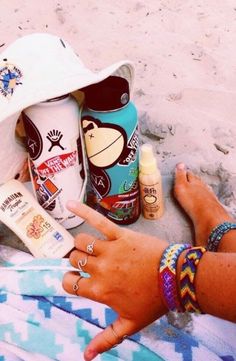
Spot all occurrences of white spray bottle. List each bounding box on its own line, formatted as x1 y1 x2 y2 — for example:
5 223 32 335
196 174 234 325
139 143 164 219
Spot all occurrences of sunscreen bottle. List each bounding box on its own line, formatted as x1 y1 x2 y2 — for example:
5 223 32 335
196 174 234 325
0 179 75 258
139 143 164 219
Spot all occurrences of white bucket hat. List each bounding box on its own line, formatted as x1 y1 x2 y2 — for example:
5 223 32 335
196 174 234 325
0 32 134 184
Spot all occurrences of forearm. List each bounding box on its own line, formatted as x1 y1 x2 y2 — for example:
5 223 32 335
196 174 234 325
177 250 236 322
218 232 236 253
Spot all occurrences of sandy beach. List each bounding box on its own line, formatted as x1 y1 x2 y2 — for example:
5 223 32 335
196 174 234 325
1 3 236 357
1 0 236 243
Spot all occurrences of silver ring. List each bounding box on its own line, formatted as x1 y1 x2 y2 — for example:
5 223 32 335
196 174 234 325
110 323 127 347
77 255 88 272
72 276 83 295
87 240 95 255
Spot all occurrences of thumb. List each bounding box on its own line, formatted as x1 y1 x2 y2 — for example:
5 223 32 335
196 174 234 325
84 318 136 361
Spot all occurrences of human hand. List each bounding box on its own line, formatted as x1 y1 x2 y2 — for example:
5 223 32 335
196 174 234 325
62 202 168 361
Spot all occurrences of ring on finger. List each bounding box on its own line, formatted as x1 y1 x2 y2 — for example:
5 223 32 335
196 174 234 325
110 323 127 347
72 275 83 295
77 255 88 272
87 240 96 255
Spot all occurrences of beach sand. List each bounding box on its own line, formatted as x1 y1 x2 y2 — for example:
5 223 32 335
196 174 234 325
1 0 236 248
1 0 236 337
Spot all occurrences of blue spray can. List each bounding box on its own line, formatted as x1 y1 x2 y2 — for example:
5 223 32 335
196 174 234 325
81 76 140 225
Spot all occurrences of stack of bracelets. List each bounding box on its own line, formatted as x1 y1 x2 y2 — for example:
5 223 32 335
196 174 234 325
159 243 206 313
159 221 236 313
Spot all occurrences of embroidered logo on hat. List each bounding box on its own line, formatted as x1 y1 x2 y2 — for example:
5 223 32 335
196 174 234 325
0 61 23 97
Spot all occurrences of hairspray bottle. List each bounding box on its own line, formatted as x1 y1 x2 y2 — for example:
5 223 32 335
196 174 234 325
23 94 85 229
81 76 140 225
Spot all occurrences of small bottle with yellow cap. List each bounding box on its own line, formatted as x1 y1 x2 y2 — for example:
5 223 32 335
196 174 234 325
139 143 164 220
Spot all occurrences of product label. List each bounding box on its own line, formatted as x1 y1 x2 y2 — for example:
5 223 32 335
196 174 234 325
30 159 62 210
0 192 23 213
0 193 65 256
16 209 62 242
17 206 65 255
37 151 77 176
81 113 139 224
18 208 65 256
29 145 82 227
99 188 140 224
19 213 52 240
81 116 127 169
90 166 111 198
46 129 65 152
118 125 139 166
140 182 163 218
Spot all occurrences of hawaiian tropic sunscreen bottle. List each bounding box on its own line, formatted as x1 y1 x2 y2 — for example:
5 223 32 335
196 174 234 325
81 76 140 225
0 179 74 257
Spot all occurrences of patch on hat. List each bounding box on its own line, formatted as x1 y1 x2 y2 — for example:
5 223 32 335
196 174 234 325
0 61 23 97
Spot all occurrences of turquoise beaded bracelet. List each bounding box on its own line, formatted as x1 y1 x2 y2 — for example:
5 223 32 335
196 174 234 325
207 222 236 252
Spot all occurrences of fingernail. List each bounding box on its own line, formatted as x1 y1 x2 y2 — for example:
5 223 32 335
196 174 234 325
176 162 185 170
66 200 79 210
85 349 98 361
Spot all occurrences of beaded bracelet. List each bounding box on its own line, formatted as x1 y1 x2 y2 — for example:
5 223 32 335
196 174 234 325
180 246 207 313
159 243 191 312
207 222 236 252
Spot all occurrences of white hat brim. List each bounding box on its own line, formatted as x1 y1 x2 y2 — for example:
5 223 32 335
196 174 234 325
0 33 134 184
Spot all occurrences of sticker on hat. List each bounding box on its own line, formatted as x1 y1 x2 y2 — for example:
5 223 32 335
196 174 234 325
0 60 23 98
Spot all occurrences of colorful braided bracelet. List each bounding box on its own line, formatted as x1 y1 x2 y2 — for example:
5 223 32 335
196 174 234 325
180 246 207 313
159 243 191 312
207 221 236 252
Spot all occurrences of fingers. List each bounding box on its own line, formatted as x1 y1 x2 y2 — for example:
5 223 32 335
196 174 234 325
84 318 136 361
62 271 99 302
66 201 122 240
73 233 107 256
69 249 97 273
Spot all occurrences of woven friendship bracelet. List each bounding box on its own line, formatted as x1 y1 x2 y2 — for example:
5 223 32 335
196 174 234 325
207 222 236 252
159 243 191 312
180 247 207 313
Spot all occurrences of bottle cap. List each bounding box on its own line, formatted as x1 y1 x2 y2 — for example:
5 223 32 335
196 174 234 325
139 143 158 174
81 76 130 111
